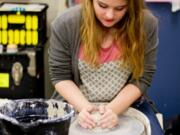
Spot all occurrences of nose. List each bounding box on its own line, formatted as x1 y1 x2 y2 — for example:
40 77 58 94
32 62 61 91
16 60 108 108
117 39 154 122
105 9 114 19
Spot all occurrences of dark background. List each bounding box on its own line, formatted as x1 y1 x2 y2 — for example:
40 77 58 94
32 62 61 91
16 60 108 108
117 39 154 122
147 2 180 126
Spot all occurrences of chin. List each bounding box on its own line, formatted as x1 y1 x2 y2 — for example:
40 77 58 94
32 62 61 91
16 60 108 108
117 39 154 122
101 21 117 28
102 23 115 28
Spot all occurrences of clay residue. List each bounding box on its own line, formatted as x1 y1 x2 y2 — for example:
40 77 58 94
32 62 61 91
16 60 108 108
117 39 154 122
91 111 110 133
46 100 67 118
0 99 11 107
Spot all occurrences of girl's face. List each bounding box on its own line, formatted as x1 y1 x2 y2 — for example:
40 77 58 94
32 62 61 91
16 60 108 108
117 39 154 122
93 0 127 28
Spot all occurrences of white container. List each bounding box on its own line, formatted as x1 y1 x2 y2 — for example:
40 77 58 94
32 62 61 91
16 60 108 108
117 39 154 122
0 44 3 53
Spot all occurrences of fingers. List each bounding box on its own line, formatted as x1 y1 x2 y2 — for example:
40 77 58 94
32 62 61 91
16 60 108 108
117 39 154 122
100 117 118 129
100 108 113 120
78 108 96 129
98 105 105 114
78 105 119 129
87 104 98 113
99 108 119 129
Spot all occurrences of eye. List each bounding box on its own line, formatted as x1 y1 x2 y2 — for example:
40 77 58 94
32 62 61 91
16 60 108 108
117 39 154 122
115 7 124 11
115 5 127 11
98 3 108 8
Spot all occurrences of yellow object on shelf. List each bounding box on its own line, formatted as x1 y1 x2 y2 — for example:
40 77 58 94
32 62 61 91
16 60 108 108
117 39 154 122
20 30 25 45
0 73 9 88
14 30 20 45
1 15 8 30
26 15 32 30
0 31 1 44
26 30 31 45
32 15 38 30
8 14 25 24
32 31 38 46
0 16 2 29
8 30 14 44
2 30 7 45
0 3 48 46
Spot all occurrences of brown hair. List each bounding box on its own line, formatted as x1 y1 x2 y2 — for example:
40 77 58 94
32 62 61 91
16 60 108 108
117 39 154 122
80 0 147 79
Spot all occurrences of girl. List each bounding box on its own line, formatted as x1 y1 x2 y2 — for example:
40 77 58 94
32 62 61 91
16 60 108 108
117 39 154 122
49 0 163 134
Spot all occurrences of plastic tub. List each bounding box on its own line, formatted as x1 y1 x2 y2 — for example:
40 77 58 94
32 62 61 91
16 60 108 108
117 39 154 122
0 99 74 135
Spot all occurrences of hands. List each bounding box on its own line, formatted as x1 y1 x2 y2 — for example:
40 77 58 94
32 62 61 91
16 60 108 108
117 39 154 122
98 105 119 129
78 104 97 129
78 104 119 129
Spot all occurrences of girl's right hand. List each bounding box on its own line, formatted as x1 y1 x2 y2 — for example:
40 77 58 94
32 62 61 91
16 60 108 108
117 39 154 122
78 105 97 129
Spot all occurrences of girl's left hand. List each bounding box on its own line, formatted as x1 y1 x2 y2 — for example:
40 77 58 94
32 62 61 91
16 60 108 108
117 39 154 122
98 105 119 129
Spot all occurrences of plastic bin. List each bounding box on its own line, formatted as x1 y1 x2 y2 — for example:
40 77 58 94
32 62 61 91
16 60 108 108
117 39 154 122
0 99 74 135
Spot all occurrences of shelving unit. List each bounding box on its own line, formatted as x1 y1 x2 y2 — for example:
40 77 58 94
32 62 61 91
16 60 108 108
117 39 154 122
0 2 48 99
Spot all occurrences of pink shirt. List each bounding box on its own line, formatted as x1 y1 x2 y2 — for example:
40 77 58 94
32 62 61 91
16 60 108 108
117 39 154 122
78 42 121 64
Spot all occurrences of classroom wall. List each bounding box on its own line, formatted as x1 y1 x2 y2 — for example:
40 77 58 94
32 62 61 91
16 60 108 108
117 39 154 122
147 2 180 121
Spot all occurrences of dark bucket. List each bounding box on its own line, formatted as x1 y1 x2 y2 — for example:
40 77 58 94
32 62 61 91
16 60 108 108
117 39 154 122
0 99 74 135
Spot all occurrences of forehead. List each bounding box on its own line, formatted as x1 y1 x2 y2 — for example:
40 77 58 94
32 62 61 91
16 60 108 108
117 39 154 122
94 0 127 6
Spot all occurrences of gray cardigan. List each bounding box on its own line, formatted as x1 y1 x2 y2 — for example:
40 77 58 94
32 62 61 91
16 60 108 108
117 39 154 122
48 5 158 99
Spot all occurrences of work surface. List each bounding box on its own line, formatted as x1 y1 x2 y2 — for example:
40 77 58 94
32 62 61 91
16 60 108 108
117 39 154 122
69 107 150 135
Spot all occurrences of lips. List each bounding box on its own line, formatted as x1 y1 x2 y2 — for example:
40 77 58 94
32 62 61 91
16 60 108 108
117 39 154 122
104 19 114 23
101 19 115 27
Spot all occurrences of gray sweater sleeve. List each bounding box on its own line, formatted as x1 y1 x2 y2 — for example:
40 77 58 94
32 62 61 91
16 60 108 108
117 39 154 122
48 5 81 86
128 12 159 94
48 14 72 85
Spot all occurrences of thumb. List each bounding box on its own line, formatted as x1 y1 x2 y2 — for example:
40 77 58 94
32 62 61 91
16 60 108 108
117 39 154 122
86 104 97 112
99 105 105 114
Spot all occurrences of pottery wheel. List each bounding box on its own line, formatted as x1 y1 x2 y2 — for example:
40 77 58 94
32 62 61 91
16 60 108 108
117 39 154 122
69 114 145 135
